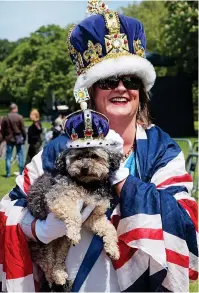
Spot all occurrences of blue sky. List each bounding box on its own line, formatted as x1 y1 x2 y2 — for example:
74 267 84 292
0 0 136 41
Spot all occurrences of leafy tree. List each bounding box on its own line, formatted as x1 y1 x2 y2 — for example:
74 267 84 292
121 1 168 54
0 39 17 62
163 1 198 78
0 24 77 111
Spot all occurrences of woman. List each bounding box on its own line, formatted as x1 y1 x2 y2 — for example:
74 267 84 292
0 1 198 292
26 109 42 164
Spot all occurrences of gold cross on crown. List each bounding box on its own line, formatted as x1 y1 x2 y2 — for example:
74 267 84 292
83 40 102 63
87 0 108 15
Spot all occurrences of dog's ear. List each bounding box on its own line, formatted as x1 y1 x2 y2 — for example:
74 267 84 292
108 151 123 173
55 149 68 174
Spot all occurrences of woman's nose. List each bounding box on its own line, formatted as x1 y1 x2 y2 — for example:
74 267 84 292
115 80 126 91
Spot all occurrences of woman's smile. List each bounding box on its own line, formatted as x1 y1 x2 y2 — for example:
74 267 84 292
109 96 130 105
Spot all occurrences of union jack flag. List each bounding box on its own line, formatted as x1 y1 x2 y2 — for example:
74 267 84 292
0 124 198 292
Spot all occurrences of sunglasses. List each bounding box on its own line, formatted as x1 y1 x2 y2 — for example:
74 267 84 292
95 76 142 90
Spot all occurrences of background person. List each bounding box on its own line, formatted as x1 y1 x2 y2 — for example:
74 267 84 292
1 103 26 177
26 109 42 165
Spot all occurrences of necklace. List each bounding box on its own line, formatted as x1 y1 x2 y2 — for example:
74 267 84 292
122 142 135 163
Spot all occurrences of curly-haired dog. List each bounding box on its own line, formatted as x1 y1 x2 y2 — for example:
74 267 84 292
27 147 122 289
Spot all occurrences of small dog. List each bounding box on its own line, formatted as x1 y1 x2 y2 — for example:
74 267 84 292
27 147 122 289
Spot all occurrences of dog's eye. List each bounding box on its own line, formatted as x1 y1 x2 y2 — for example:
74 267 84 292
91 154 98 159
75 156 82 160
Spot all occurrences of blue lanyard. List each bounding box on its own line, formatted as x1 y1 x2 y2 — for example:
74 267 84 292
72 209 113 292
72 152 136 292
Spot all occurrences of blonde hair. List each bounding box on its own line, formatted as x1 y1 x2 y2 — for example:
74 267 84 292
30 109 40 120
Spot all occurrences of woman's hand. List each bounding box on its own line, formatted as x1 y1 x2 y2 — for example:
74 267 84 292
109 162 129 186
34 212 66 244
105 129 129 196
35 201 95 244
20 200 95 244
114 179 127 197
109 162 129 196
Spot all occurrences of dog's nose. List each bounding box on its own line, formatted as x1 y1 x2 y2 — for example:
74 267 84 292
81 167 89 175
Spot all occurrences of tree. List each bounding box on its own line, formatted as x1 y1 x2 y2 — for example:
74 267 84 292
121 1 168 54
0 24 77 111
0 39 17 62
163 1 198 78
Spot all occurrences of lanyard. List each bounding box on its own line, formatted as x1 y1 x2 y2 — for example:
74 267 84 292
72 208 113 292
72 153 136 291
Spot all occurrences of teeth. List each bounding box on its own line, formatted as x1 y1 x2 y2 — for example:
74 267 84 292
111 98 128 102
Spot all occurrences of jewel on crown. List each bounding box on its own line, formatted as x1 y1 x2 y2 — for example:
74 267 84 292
83 41 102 63
73 88 94 141
87 0 109 15
74 87 90 111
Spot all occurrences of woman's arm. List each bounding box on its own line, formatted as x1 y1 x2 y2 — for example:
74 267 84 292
113 145 198 292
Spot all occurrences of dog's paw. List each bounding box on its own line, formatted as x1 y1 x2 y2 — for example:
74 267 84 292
104 243 120 260
52 269 68 285
66 228 81 245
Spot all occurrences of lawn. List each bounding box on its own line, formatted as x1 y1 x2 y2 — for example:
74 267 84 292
0 158 19 195
24 118 52 129
0 108 52 130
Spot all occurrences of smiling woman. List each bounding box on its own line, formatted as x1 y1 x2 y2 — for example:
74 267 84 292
89 76 151 131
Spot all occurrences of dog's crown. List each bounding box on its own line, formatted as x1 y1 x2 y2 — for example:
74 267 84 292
64 87 114 149
64 109 109 143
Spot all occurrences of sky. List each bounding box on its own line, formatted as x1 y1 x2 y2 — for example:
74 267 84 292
0 0 136 41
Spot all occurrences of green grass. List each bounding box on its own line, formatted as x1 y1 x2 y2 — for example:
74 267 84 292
194 121 198 133
24 118 51 129
0 158 18 195
0 108 52 130
0 108 7 117
190 281 199 292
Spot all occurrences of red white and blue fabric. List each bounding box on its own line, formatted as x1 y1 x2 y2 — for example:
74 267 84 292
0 124 198 292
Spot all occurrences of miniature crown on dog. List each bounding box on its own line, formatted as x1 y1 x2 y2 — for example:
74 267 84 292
64 87 123 151
64 108 109 148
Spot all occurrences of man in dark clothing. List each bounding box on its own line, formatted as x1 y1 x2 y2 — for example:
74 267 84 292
1 103 26 177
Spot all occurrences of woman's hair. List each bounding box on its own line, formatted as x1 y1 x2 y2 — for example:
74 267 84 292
88 79 151 128
30 109 40 120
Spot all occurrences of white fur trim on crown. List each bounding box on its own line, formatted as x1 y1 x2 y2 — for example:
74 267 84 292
66 129 124 153
74 55 156 92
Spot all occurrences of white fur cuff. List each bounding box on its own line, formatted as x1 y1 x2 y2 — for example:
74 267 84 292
20 209 37 242
75 55 156 91
109 166 129 186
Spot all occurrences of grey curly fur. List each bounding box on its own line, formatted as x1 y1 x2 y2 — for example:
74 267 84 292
27 147 122 290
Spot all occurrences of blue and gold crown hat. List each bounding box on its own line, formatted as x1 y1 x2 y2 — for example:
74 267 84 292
67 0 156 92
64 87 123 151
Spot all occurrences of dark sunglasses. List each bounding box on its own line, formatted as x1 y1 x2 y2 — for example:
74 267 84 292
95 76 142 90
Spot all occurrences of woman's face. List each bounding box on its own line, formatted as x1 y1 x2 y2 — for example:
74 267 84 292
30 112 37 121
94 77 140 121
